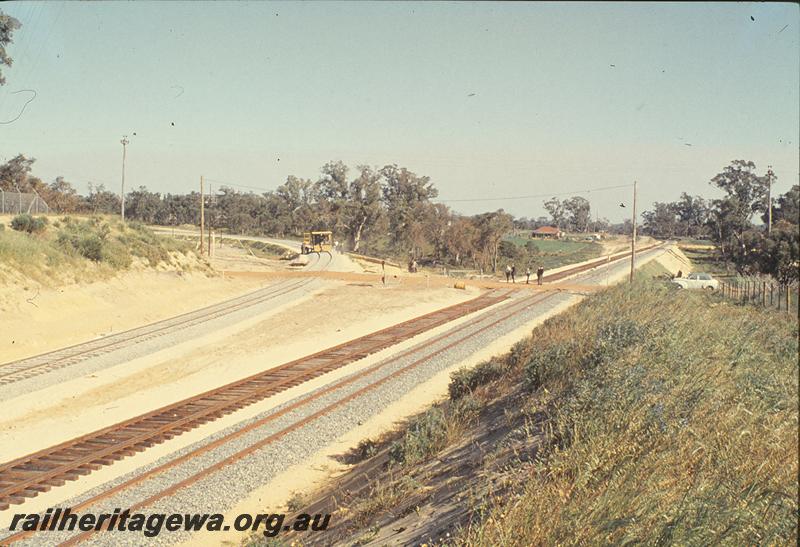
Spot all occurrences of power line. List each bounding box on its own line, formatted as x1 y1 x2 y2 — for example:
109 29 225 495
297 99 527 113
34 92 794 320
204 178 273 193
435 183 635 203
21 2 66 87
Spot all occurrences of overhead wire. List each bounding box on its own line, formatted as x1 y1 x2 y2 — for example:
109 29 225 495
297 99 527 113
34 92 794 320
204 178 273 194
0 2 44 115
21 2 66 88
435 183 634 203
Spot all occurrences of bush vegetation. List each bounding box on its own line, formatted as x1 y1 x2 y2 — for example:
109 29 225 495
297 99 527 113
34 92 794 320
0 215 199 284
500 235 604 271
10 213 48 234
468 280 797 545
332 274 798 545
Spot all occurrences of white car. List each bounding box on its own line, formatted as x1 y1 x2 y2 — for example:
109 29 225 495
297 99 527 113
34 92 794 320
672 272 719 290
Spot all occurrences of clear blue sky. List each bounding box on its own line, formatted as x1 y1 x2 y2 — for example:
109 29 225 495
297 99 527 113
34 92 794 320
0 1 797 222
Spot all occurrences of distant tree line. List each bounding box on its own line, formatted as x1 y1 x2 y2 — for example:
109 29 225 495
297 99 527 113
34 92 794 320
640 160 799 283
0 155 519 273
4 152 795 281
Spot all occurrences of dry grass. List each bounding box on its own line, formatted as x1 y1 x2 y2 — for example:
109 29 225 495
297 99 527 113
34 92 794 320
250 270 797 547
0 215 200 286
461 278 798 545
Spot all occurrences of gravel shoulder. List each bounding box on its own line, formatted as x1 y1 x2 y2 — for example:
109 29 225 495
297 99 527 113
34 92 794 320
0 282 478 466
0 246 676 546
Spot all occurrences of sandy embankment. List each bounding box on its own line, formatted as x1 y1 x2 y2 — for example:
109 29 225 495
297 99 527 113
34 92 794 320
0 282 479 526
0 270 269 364
0 231 310 364
189 245 690 547
0 282 478 462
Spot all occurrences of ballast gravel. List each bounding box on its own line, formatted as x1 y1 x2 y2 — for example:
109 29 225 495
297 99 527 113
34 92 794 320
0 255 331 402
4 247 668 546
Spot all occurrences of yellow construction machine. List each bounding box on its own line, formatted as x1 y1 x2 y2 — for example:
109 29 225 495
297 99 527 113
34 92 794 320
301 231 333 254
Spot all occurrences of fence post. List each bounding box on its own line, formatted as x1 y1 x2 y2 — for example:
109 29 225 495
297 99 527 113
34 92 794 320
769 284 774 308
787 285 792 314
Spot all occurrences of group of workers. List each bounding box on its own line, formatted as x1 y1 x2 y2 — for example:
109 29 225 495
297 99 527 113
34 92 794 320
403 257 545 285
505 264 545 285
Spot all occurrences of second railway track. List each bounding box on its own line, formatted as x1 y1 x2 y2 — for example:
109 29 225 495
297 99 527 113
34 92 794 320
0 253 332 386
1 288 559 545
0 243 667 542
0 289 511 512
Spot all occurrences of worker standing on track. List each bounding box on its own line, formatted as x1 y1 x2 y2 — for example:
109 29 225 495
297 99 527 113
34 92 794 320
525 267 531 284
505 264 511 283
511 264 516 283
537 266 545 285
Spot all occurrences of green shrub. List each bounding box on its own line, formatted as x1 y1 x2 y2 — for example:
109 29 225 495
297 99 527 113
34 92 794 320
584 319 645 368
449 358 506 400
451 393 482 423
524 340 578 389
55 219 131 266
389 407 448 465
102 239 133 268
11 214 48 234
10 214 32 232
78 234 103 261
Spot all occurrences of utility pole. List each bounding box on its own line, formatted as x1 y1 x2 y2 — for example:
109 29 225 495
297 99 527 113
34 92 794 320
630 180 637 283
120 136 129 222
200 175 205 255
766 165 774 234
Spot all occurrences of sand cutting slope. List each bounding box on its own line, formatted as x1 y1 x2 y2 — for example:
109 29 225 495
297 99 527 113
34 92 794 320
0 282 478 462
0 270 268 364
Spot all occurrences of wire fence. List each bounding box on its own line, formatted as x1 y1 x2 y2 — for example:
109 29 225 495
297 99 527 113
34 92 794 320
718 276 798 314
0 190 50 215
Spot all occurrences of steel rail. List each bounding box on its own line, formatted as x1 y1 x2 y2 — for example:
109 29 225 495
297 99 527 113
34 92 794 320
0 242 664 543
543 243 660 282
3 290 555 545
0 291 510 511
0 254 331 385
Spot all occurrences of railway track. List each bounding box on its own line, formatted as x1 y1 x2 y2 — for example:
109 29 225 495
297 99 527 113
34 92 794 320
0 243 667 543
0 253 331 386
1 289 556 545
543 243 660 282
0 290 511 512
